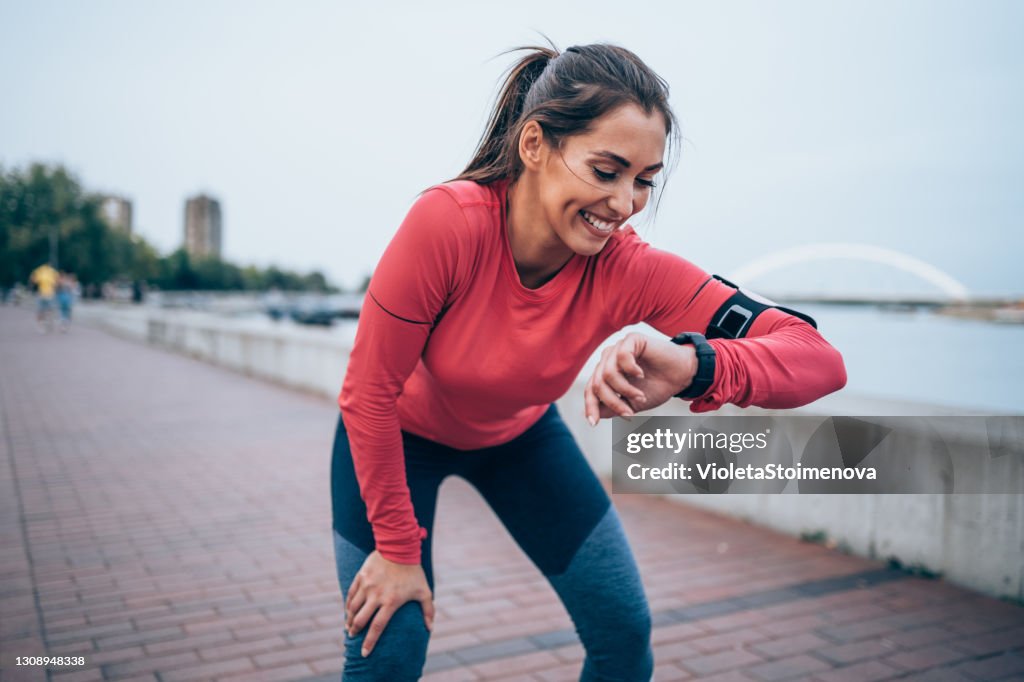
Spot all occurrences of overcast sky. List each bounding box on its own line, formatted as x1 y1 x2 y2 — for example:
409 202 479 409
2 0 1021 297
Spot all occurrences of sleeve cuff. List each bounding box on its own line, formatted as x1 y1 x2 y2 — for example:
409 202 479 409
374 526 428 565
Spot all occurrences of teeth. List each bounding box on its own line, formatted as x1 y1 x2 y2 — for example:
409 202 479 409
581 210 615 232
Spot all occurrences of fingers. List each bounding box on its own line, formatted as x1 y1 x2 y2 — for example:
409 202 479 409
345 578 367 636
360 603 397 658
583 376 618 425
592 379 636 419
348 593 378 640
589 340 646 419
586 343 643 424
345 573 362 616
618 337 646 380
583 372 601 426
421 594 435 632
584 358 626 422
603 343 647 405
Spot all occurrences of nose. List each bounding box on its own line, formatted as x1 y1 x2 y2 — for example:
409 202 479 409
607 180 634 220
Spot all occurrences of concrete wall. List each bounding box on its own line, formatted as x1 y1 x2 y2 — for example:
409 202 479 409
78 303 1023 601
78 304 349 398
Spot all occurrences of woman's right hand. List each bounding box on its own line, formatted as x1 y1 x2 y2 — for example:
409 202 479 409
584 332 698 423
345 550 435 657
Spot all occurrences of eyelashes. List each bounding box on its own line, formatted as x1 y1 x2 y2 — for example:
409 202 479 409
591 167 657 189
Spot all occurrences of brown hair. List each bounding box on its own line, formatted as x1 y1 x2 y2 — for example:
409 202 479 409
452 40 680 213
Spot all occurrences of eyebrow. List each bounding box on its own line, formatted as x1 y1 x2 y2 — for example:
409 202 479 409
593 150 664 172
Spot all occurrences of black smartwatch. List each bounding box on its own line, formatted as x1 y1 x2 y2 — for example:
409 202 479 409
670 332 716 399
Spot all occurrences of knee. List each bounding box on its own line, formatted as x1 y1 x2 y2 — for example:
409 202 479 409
615 600 653 665
343 601 429 681
585 600 653 680
621 601 652 650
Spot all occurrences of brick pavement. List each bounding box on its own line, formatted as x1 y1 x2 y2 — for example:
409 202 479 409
1 305 1022 682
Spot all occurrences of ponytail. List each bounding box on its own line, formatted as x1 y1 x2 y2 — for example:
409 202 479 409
454 45 557 185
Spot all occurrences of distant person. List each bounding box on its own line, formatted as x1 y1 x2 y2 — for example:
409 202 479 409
332 42 847 680
56 271 76 332
29 262 59 333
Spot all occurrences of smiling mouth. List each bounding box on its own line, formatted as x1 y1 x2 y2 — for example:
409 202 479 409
579 210 618 232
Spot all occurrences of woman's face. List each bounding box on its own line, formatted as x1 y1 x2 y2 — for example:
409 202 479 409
527 103 667 257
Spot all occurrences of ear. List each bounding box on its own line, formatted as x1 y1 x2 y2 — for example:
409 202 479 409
517 120 548 172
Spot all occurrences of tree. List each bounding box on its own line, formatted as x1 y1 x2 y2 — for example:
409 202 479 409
0 163 81 286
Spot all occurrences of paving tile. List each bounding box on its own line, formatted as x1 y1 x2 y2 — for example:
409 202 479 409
691 672 756 682
533 661 585 681
746 654 832 681
810 659 901 682
680 648 764 676
50 670 105 682
653 638 700 662
952 625 1024 657
651 621 707 646
898 668 974 681
953 651 1024 680
420 669 480 682
689 627 770 654
815 638 899 665
651 661 694 681
755 613 830 638
468 650 562 678
884 643 975 672
817 618 900 644
88 647 146 666
100 651 200 679
452 637 536 664
748 632 833 660
884 626 958 650
158 657 255 681
218 662 315 682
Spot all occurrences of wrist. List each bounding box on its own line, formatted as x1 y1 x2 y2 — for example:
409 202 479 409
671 344 699 395
670 332 717 399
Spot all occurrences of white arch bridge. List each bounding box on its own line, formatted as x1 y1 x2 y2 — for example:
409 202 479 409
727 243 971 303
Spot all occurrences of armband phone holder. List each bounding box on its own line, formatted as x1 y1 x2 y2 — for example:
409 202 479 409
706 275 817 340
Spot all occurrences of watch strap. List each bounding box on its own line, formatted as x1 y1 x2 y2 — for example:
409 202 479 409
671 332 716 399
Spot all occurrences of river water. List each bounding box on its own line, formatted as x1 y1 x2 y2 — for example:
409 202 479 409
798 304 1024 414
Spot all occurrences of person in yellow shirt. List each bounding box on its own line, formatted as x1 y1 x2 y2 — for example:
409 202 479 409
29 263 60 332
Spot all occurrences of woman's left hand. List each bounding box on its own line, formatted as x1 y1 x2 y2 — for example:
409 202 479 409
583 332 698 424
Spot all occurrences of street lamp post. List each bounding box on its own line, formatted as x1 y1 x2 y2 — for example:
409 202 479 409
49 222 59 269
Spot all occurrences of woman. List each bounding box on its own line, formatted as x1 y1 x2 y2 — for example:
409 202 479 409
332 42 846 680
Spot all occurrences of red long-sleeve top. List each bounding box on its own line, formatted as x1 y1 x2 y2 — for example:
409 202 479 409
338 178 847 564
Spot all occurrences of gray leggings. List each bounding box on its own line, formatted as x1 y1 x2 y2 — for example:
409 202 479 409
331 404 654 681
